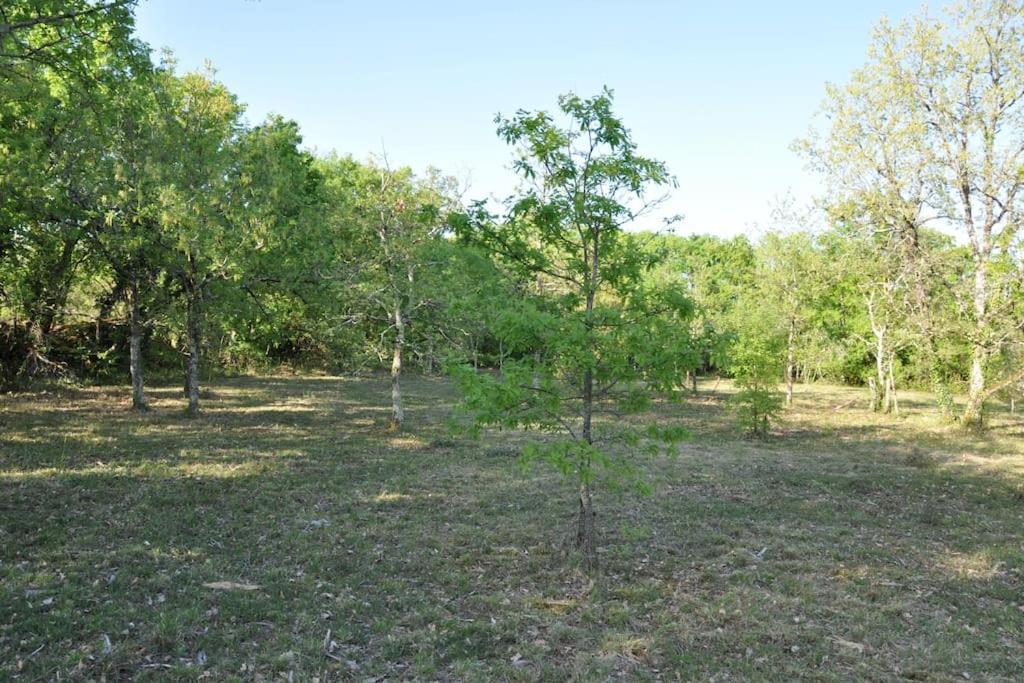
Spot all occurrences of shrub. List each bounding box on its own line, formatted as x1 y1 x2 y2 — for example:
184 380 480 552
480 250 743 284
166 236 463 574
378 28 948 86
731 381 784 437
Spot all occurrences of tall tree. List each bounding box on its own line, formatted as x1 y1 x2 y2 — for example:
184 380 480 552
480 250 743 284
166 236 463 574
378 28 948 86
151 62 244 415
453 89 690 570
803 0 1024 428
321 157 450 429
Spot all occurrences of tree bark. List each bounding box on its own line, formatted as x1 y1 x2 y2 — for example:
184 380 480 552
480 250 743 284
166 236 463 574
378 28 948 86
185 291 201 416
785 318 796 407
390 304 405 430
576 226 599 572
128 278 147 411
686 369 698 395
873 328 886 413
575 481 596 571
886 351 899 417
963 258 988 426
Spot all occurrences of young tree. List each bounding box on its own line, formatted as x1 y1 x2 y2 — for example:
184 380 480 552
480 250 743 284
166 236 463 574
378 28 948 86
452 89 690 570
727 297 786 436
755 229 825 407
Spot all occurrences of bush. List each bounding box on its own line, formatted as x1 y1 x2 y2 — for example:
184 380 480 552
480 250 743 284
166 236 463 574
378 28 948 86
731 381 784 437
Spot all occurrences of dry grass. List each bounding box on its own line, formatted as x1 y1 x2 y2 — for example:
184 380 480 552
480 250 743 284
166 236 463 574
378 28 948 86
1 375 1022 680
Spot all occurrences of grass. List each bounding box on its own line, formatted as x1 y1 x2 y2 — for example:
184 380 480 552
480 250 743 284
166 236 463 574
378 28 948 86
1 374 1023 680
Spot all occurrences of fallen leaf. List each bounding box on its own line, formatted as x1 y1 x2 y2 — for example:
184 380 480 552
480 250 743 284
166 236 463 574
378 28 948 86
832 637 865 653
202 581 261 591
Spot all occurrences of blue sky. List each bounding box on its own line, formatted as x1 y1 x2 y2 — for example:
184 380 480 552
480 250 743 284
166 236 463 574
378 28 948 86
134 1 927 236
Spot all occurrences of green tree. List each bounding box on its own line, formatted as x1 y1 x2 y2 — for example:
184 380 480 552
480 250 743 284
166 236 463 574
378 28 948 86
802 0 1024 428
320 156 452 429
150 62 245 414
755 227 826 407
452 89 690 570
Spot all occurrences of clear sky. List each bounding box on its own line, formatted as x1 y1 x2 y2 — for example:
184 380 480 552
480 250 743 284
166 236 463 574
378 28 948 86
133 1 928 237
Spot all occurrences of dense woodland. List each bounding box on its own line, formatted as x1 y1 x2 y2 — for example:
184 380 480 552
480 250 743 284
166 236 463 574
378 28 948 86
4 1 1024 555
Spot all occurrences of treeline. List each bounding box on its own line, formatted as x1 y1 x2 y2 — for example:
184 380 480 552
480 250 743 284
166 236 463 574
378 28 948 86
2 1 1023 429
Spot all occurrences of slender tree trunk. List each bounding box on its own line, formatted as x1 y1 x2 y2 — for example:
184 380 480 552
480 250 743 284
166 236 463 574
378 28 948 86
576 227 599 572
887 351 898 417
873 329 886 413
882 353 893 415
963 349 986 429
575 479 595 570
185 290 201 416
128 278 147 411
577 365 596 571
1011 396 1016 415
962 223 988 428
785 318 796 407
390 304 404 430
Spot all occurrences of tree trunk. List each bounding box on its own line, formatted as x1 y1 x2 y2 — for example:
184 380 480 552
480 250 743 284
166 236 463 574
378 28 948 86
95 277 125 346
963 251 988 429
882 354 893 415
575 481 596 571
576 227 599 573
128 278 147 411
873 328 886 413
578 364 597 571
185 291 201 416
887 351 899 417
390 305 405 430
785 318 796 407
963 348 986 429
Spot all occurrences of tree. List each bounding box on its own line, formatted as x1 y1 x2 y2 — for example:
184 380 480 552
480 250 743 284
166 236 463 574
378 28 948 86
827 221 914 414
0 5 146 389
803 0 1024 428
755 228 826 407
727 298 786 436
645 233 756 390
84 60 166 410
150 62 244 415
452 89 690 570
319 157 451 429
1 1 138 76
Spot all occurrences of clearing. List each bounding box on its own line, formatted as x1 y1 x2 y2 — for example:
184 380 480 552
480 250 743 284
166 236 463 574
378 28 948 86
1 376 1023 680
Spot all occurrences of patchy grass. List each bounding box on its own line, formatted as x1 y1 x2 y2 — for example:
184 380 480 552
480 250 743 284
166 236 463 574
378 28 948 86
1 375 1023 680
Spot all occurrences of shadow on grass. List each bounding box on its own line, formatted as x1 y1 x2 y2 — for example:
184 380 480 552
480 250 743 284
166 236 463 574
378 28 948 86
1 375 1022 679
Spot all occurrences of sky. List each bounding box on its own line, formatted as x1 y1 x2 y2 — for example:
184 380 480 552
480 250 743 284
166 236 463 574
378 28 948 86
133 1 929 237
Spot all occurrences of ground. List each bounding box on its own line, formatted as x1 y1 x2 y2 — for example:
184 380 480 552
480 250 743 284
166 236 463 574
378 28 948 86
1 375 1023 681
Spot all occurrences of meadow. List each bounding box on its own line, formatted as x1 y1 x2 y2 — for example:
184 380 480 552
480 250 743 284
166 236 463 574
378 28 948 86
2 376 1022 681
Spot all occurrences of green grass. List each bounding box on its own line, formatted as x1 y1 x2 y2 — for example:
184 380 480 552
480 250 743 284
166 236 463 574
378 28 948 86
2 375 1023 680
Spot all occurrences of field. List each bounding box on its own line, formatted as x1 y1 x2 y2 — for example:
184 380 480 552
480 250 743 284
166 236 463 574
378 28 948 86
2 375 1023 681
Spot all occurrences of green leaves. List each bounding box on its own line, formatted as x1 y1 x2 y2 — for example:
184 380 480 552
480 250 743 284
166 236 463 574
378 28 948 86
451 88 693 501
